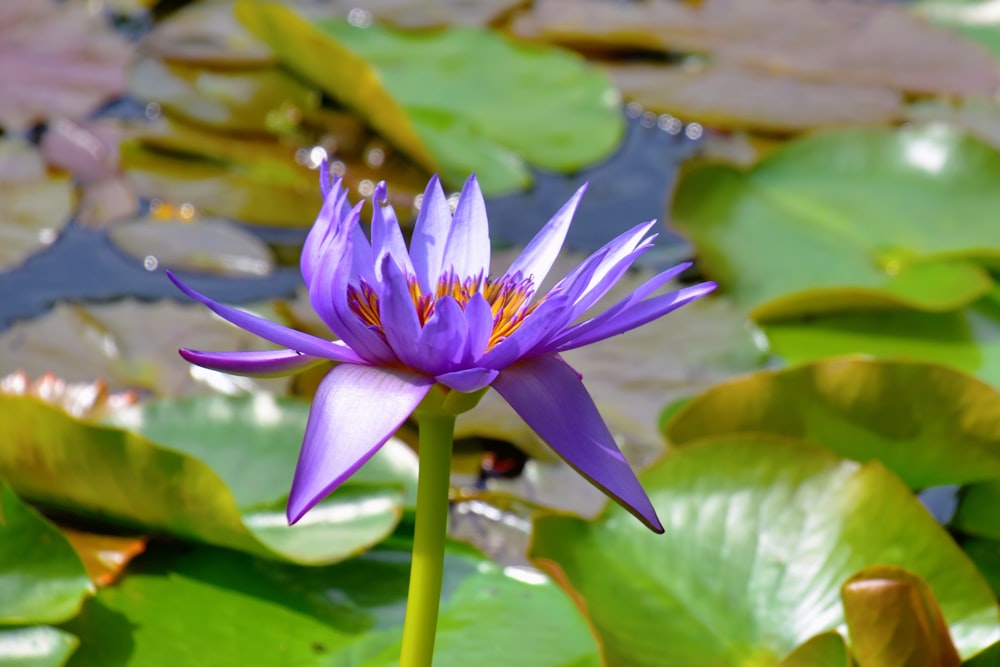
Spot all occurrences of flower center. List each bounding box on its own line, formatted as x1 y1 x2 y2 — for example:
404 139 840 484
347 271 540 350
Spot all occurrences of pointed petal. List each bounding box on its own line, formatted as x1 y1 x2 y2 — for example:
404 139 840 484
309 209 397 364
548 263 692 348
287 365 433 523
436 367 499 393
371 181 414 281
410 175 451 292
167 271 359 362
492 355 663 532
416 295 468 374
379 256 424 368
463 292 494 363
505 183 586 289
179 348 335 376
478 291 573 369
302 176 349 287
557 282 717 351
443 175 490 279
555 221 657 317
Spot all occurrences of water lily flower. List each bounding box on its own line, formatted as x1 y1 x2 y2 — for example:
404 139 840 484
169 167 716 533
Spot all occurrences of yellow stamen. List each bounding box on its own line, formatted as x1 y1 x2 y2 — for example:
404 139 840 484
346 271 541 351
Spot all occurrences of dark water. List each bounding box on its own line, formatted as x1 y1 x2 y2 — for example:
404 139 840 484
0 115 698 332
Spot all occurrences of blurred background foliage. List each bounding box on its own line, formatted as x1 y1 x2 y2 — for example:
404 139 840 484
2 0 1000 664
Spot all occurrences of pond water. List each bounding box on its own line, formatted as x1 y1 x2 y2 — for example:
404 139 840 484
0 114 697 331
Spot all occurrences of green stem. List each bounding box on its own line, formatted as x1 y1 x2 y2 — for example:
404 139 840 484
399 411 455 667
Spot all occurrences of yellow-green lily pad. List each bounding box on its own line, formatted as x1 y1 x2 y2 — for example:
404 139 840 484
663 358 1000 489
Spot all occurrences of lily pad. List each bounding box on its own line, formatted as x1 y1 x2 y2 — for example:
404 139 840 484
964 538 1000 598
778 632 850 667
107 218 275 278
915 0 1000 62
0 393 414 565
671 125 1000 320
953 480 1000 540
764 290 1000 389
122 116 427 227
237 2 624 194
605 62 903 133
0 626 78 667
0 300 288 396
0 0 131 133
0 481 93 625
0 140 75 272
128 58 321 135
511 0 1000 131
663 358 1000 489
531 437 1000 666
63 541 601 667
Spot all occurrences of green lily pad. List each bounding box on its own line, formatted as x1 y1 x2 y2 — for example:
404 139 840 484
0 482 92 625
663 358 1000 489
671 125 1000 321
237 2 624 195
0 626 78 667
778 632 850 667
954 480 1000 540
531 437 1000 666
963 538 1000 599
62 541 601 667
764 289 1000 390
0 394 414 565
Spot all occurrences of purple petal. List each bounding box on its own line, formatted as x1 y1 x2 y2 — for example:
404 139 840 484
492 355 663 532
301 176 349 288
478 291 573 370
463 292 494 363
179 348 334 376
287 364 434 523
556 221 657 315
378 256 424 368
309 209 397 364
504 183 586 290
167 271 361 362
556 282 717 351
443 175 490 279
416 295 468 374
410 175 450 293
436 367 499 392
319 159 333 198
371 181 414 281
548 263 692 348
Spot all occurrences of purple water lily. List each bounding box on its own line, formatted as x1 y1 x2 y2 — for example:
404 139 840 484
169 167 716 532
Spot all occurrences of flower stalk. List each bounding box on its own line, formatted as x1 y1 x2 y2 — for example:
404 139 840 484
399 410 456 667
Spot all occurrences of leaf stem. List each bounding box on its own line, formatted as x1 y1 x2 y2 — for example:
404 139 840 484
399 411 455 667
